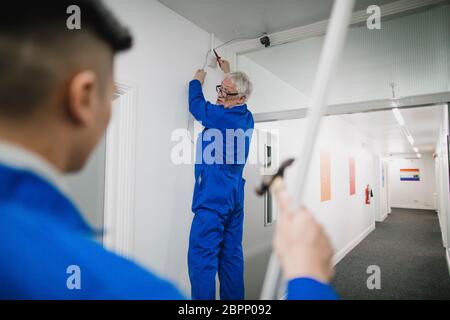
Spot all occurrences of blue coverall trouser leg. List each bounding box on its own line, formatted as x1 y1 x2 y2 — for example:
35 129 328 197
188 165 245 300
218 207 244 300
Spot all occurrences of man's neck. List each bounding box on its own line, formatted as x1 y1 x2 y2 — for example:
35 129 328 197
0 120 68 173
0 140 69 191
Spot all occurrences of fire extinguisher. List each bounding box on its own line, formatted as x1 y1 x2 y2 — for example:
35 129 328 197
365 185 371 205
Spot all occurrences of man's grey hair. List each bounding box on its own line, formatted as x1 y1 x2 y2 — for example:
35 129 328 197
228 72 253 100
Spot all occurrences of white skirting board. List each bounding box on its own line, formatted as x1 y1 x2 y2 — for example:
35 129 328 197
390 205 436 211
332 224 376 267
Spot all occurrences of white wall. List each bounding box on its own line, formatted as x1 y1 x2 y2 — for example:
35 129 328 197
372 154 390 222
388 154 436 210
284 116 378 253
106 0 225 296
238 55 310 113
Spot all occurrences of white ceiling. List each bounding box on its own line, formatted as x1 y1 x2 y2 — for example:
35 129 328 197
341 105 443 156
158 0 398 42
158 0 444 157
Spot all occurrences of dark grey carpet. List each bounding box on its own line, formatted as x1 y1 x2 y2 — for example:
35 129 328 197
332 208 450 300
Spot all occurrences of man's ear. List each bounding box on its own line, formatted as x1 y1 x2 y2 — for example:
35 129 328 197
238 96 247 105
67 70 97 126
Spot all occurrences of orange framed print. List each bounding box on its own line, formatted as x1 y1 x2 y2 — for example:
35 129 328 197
349 157 356 195
320 150 331 202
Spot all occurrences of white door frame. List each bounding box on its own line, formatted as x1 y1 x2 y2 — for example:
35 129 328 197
373 154 382 222
102 83 137 258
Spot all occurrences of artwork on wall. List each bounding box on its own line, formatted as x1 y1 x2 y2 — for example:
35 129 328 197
400 168 420 181
320 150 331 202
349 157 356 195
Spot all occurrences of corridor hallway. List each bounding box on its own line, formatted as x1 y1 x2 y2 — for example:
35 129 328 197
332 208 450 299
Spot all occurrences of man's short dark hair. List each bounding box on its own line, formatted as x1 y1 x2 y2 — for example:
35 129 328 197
0 0 133 118
2 0 132 52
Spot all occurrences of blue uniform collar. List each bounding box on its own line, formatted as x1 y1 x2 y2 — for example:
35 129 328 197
0 164 96 236
216 103 248 111
229 104 247 110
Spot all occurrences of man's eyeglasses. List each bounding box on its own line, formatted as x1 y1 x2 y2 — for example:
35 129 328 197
216 85 239 97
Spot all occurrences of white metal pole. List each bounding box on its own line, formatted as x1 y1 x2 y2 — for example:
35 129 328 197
260 0 356 300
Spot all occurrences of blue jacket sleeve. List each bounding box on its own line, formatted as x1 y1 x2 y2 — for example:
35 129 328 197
189 80 224 128
287 278 339 300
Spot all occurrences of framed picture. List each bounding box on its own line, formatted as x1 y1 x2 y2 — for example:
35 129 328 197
400 168 420 181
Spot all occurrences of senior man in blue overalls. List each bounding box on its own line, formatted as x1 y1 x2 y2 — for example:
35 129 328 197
187 61 255 300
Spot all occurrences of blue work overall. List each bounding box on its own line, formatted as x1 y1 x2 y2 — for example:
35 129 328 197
187 79 254 300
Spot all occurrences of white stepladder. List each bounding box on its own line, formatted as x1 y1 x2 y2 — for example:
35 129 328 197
259 0 356 300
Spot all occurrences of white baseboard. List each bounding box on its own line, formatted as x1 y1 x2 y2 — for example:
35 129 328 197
390 205 436 211
332 224 376 266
